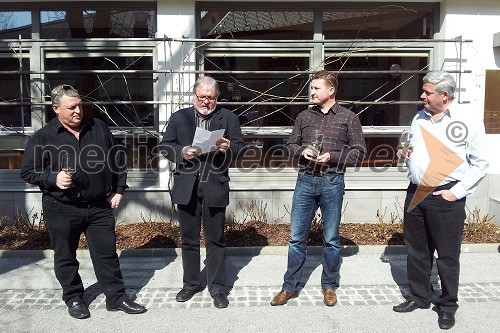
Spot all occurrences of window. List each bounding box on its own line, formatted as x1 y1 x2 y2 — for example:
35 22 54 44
322 4 435 39
44 53 154 128
0 11 31 38
200 9 314 40
203 53 309 168
205 54 309 128
326 50 428 167
0 3 158 172
0 11 32 130
0 55 30 128
325 51 427 127
41 7 155 38
44 52 157 172
484 70 500 134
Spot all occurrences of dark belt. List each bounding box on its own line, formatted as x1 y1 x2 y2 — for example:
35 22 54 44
301 169 335 177
407 180 459 193
63 198 108 208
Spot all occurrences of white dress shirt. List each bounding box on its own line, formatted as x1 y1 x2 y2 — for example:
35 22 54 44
406 103 489 199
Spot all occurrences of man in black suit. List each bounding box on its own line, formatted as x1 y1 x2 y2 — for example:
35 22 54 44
160 76 245 308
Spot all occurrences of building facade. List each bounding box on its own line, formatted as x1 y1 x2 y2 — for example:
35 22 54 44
1 0 499 225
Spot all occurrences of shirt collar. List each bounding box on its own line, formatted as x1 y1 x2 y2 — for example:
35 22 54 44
194 107 215 120
312 102 338 115
49 117 87 133
446 102 460 117
423 107 451 121
422 101 458 119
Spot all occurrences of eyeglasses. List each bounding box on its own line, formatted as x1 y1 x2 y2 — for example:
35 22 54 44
195 93 217 102
51 84 79 104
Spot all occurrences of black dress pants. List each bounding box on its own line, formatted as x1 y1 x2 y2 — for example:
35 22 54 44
177 181 227 295
403 182 466 314
42 195 128 307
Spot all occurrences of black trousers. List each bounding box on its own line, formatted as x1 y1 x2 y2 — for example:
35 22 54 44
42 195 127 307
177 181 227 295
403 182 465 314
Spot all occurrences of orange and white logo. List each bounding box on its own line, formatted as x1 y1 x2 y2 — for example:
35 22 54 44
407 125 465 211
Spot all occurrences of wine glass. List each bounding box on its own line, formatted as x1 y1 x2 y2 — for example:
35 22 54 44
60 153 75 176
312 129 323 152
399 130 411 158
306 129 323 158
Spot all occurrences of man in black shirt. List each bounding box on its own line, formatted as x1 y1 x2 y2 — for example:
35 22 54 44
20 84 146 319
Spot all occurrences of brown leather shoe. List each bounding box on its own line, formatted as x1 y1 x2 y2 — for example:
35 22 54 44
323 288 337 306
270 290 297 306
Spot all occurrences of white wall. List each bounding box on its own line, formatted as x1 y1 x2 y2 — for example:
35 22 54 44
440 0 500 173
156 0 197 189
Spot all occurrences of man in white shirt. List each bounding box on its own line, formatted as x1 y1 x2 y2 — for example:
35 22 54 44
392 71 489 330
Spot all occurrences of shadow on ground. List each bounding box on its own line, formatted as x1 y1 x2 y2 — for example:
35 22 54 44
82 237 178 306
381 234 441 301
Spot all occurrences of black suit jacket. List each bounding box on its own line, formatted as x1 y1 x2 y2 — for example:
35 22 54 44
160 107 245 207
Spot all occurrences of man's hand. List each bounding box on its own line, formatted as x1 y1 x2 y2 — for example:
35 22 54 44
182 146 199 160
56 171 73 190
433 189 458 201
216 138 230 153
302 147 318 160
315 152 331 165
302 148 331 165
397 147 413 160
107 193 123 209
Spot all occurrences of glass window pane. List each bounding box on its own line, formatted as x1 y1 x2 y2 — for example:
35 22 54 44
325 52 427 126
484 70 500 134
363 137 398 168
45 54 154 128
41 8 155 38
231 137 294 169
0 56 31 127
0 150 24 169
200 10 314 40
115 135 158 171
0 11 31 39
205 55 309 127
323 5 435 39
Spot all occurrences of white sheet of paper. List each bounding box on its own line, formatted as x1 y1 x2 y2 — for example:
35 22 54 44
192 127 225 154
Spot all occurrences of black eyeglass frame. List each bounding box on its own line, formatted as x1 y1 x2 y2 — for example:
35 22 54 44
194 93 217 102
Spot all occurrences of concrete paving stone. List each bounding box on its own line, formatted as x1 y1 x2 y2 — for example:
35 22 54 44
2 282 500 310
1 250 500 332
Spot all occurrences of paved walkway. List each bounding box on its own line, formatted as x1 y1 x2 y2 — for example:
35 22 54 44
1 245 499 332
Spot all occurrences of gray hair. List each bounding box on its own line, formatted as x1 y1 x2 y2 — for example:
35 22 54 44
422 71 456 100
51 84 80 105
193 76 220 97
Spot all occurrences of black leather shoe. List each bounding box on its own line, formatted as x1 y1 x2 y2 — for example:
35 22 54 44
211 293 229 308
176 287 202 302
107 300 147 314
393 300 430 313
438 311 455 330
67 301 90 319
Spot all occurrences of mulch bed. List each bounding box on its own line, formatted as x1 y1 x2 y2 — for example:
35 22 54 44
1 220 499 250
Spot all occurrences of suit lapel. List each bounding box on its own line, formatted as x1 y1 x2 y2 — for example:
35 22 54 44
209 108 224 131
185 107 197 139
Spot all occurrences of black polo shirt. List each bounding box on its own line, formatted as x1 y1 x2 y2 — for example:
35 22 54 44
20 117 127 203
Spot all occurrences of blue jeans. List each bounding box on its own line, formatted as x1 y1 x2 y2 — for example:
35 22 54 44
282 171 345 293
